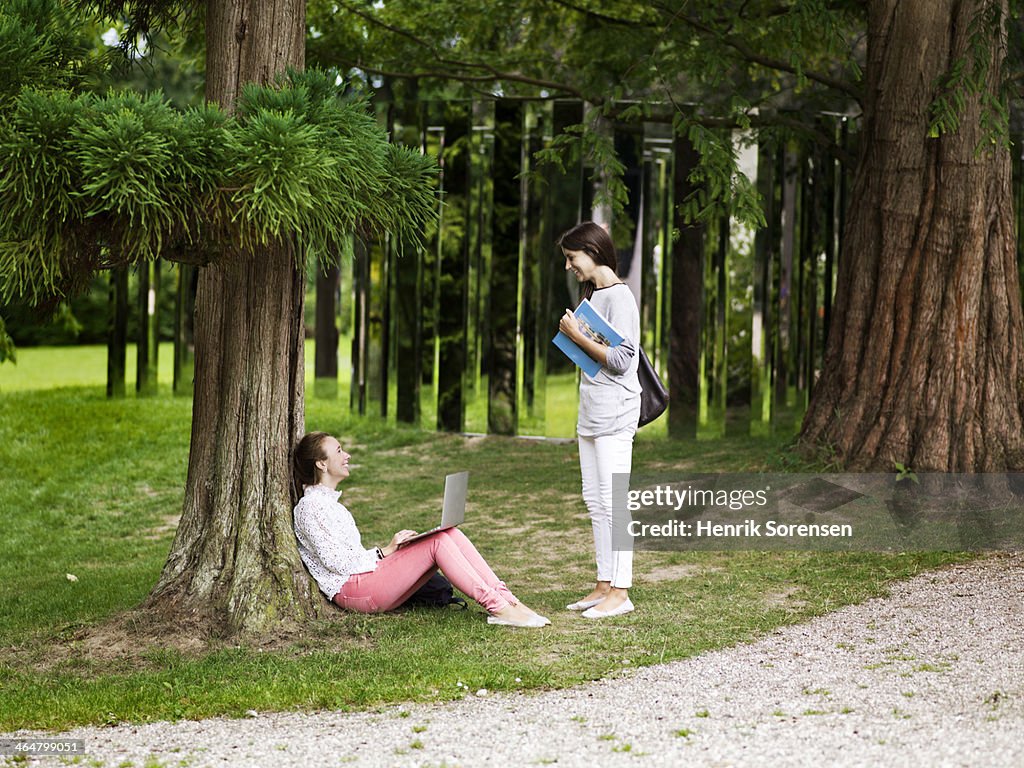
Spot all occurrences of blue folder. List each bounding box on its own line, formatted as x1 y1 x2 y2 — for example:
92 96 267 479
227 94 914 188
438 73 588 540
552 298 625 378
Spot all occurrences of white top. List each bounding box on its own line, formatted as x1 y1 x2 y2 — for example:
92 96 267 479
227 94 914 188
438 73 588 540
293 484 379 598
578 283 642 437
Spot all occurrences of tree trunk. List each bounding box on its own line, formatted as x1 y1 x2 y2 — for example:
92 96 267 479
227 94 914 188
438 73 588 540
800 0 1024 472
668 134 703 438
144 0 321 637
314 260 340 399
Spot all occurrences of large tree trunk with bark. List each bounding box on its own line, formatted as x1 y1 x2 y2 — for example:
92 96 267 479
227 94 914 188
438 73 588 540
800 0 1024 472
144 0 321 637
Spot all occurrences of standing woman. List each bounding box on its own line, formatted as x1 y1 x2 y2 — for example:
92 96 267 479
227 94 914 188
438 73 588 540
557 221 641 619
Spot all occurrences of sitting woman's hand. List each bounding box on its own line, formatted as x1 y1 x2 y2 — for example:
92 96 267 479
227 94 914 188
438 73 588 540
383 529 419 556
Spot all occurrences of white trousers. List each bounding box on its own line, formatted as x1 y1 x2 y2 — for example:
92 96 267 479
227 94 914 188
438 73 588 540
578 432 634 589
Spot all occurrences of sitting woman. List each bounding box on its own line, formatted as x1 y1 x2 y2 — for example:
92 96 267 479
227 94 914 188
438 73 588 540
292 431 550 628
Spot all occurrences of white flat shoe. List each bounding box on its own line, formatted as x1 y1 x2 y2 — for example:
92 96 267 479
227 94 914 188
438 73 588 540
582 598 634 619
488 614 548 628
566 597 605 611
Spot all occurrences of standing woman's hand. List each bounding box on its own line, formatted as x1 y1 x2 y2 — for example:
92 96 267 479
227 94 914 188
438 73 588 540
559 309 579 341
560 307 609 367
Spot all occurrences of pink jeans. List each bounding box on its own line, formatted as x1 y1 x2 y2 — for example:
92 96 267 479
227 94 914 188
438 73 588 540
332 528 518 614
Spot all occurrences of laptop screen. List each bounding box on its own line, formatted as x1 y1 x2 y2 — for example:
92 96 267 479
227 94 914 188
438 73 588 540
440 471 469 528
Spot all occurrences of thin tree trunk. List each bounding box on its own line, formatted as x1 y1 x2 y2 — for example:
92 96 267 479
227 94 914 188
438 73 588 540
145 0 321 637
315 261 341 399
800 0 1024 472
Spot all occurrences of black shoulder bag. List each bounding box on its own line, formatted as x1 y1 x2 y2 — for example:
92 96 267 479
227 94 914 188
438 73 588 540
637 347 669 428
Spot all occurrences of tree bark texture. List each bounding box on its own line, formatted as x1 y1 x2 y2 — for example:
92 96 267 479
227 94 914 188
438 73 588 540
800 0 1024 471
145 0 320 637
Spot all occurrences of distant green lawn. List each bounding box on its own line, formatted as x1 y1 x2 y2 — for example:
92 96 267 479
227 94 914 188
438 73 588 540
0 343 173 391
0 348 969 732
0 341 337 394
0 342 586 437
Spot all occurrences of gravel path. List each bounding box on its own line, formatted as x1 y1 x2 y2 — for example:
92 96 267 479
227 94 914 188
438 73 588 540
5 554 1022 767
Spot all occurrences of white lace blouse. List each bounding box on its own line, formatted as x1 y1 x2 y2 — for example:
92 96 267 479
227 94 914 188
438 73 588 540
293 484 379 598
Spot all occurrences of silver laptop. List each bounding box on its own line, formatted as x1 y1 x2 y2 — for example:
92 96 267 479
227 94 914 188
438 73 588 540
399 471 469 545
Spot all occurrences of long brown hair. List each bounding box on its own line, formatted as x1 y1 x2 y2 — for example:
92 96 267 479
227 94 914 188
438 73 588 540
557 221 618 302
291 431 331 502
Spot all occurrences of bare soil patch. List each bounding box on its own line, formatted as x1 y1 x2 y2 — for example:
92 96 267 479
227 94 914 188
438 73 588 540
2 606 367 677
761 586 809 611
638 563 718 583
142 513 181 540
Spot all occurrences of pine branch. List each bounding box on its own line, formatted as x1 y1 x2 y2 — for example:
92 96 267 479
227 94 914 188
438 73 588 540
0 70 438 306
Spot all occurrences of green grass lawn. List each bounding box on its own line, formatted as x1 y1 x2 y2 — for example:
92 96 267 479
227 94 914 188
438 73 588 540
0 343 174 392
0 348 970 732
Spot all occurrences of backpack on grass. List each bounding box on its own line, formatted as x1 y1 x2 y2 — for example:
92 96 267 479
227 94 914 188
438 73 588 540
402 570 468 609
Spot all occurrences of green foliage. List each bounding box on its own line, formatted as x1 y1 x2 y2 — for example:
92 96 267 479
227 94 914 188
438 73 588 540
377 143 441 253
229 105 338 240
929 0 1010 151
78 0 198 52
677 121 766 228
0 69 438 306
894 462 919 485
784 0 861 84
76 92 205 251
0 0 108 107
533 114 628 215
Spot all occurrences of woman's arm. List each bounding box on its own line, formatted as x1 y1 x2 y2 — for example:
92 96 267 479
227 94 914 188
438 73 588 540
597 289 640 374
295 501 378 576
602 339 636 375
558 308 636 374
559 309 609 366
